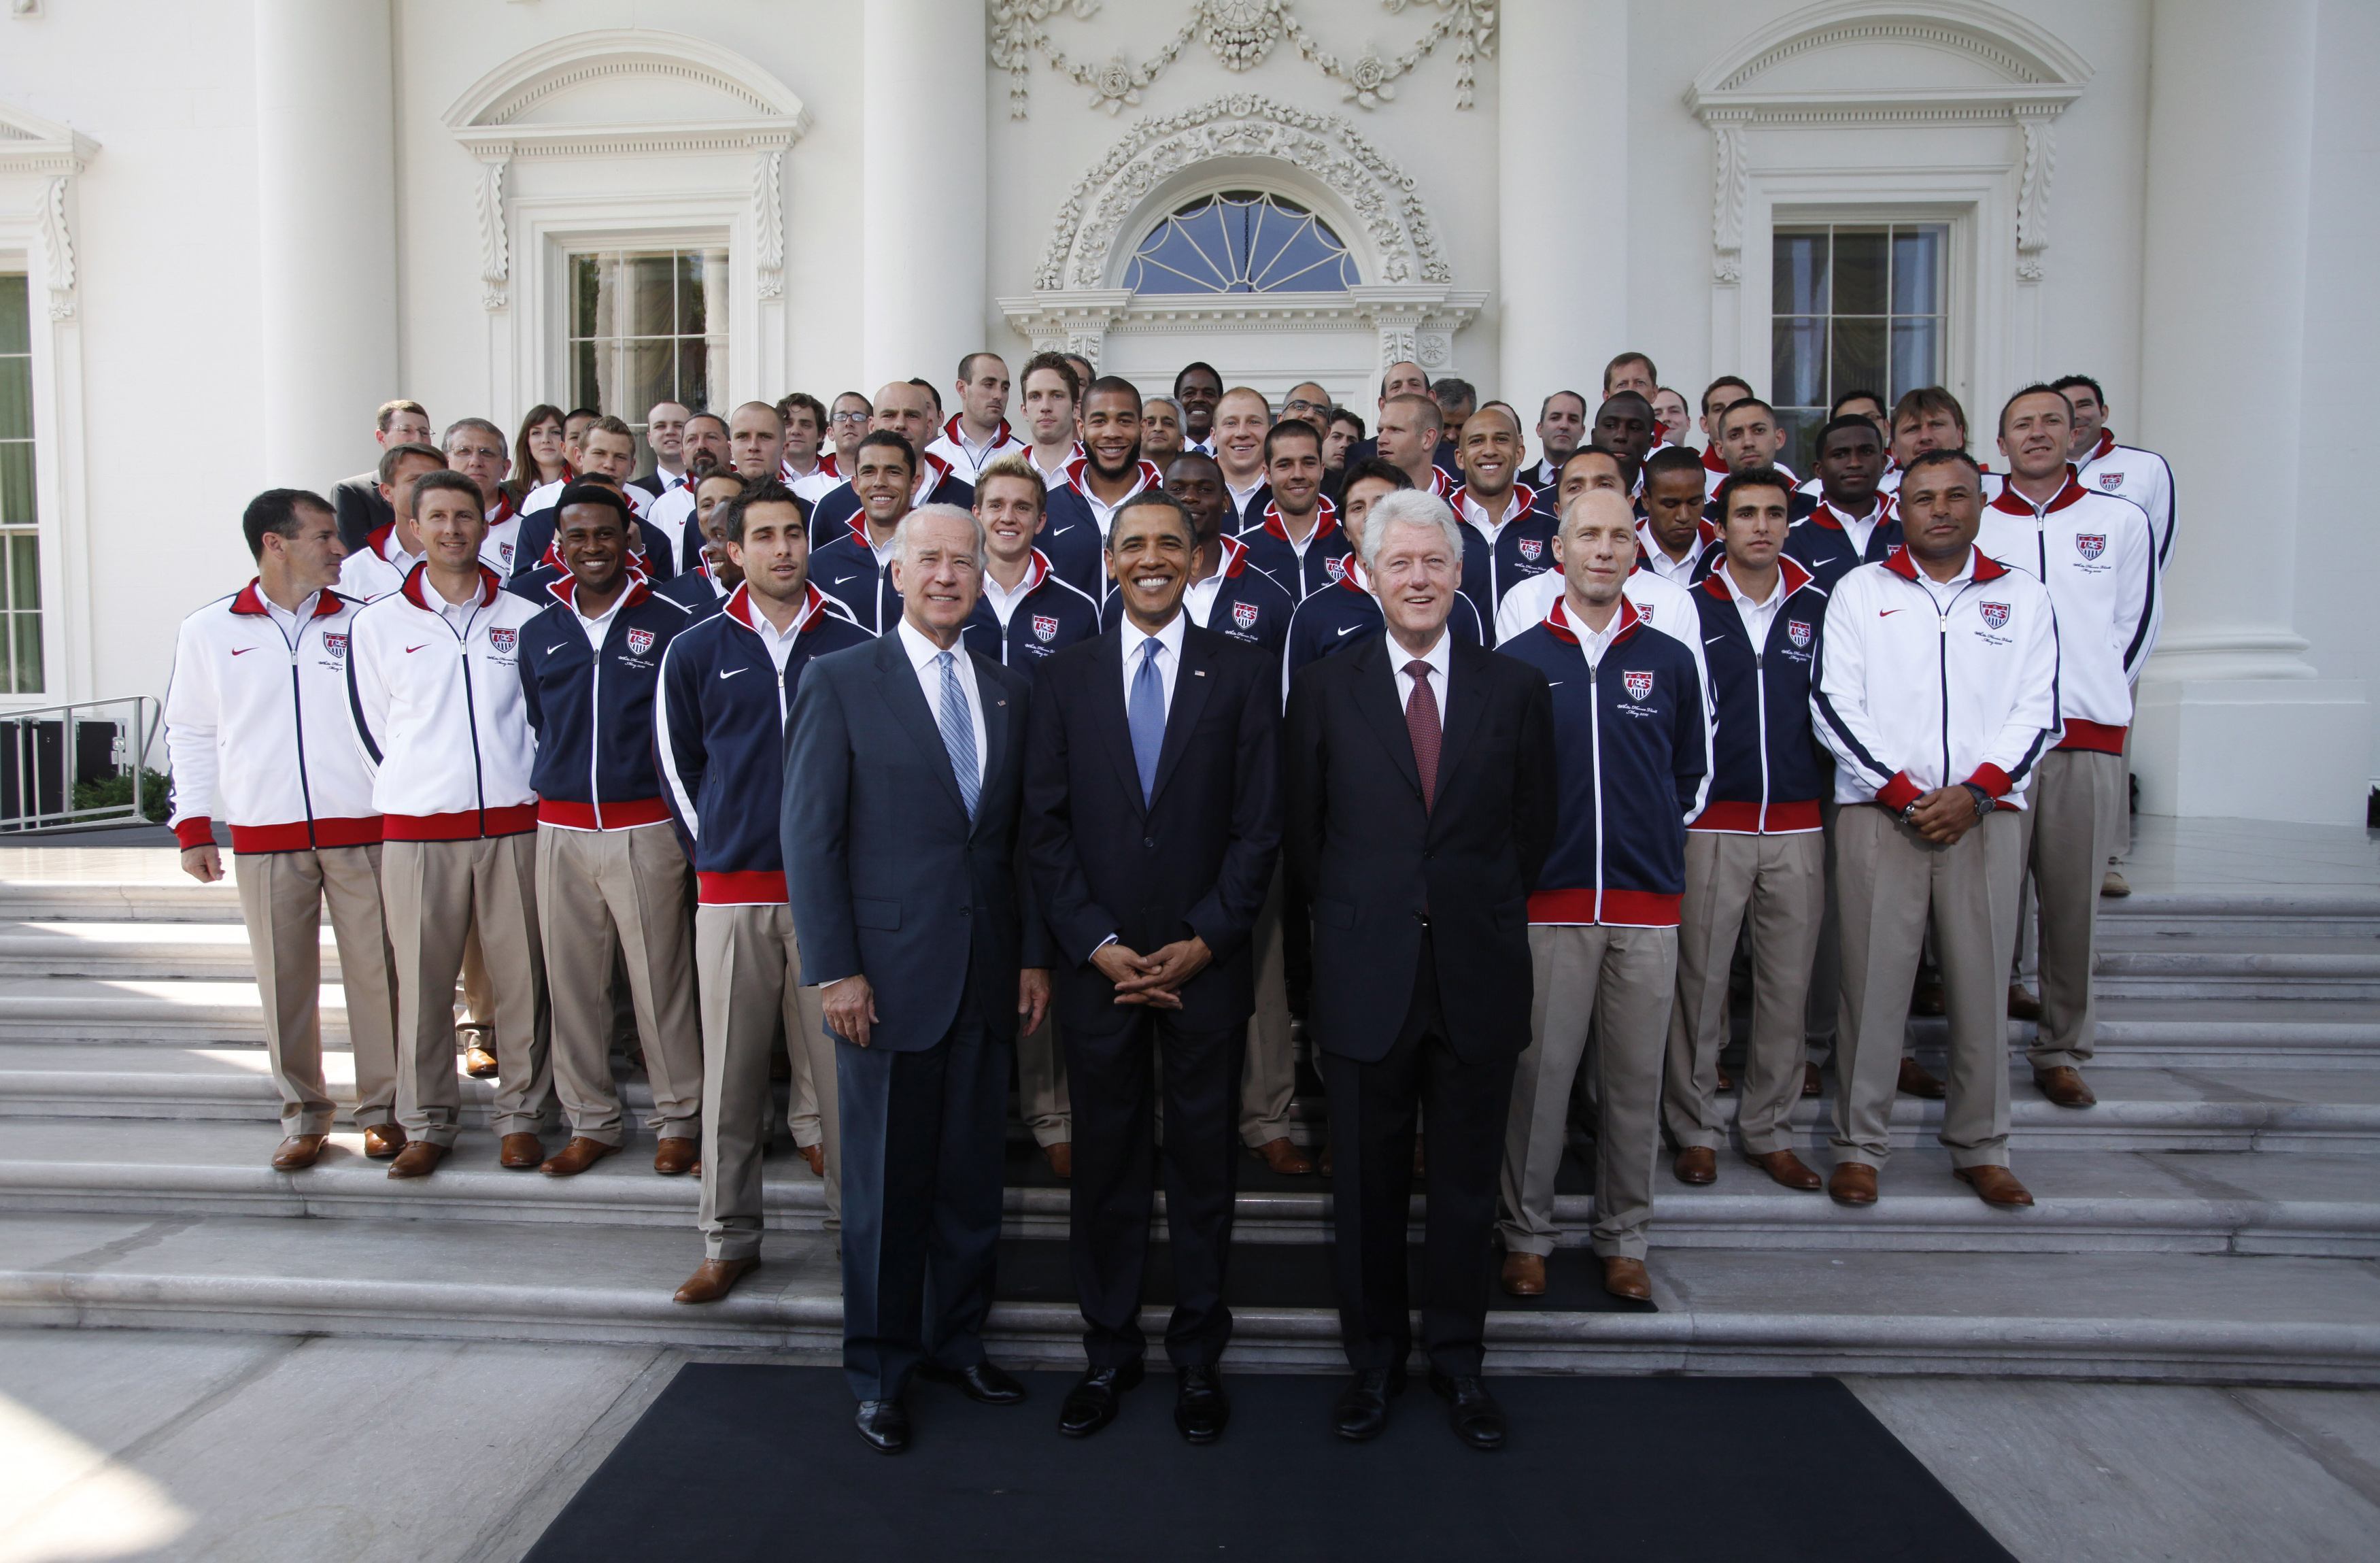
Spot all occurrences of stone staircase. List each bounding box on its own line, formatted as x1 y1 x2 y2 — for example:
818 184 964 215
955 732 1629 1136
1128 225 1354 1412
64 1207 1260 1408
3 847 2378 1385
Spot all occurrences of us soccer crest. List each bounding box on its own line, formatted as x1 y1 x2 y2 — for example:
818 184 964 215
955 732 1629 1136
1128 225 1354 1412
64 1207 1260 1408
1635 603 1654 624
1623 669 1655 702
1324 555 1348 583
1231 599 1259 631
2098 472 2125 491
322 633 347 660
626 628 656 657
1978 602 2011 631
1032 614 1058 644
1518 537 1543 562
488 627 517 654
1785 619 1812 650
2075 533 2106 561
499 542 515 569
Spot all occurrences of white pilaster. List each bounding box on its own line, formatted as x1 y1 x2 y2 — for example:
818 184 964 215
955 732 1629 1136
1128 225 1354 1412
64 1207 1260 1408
254 0 398 490
861 0 988 386
2132 0 2368 824
1497 0 1627 424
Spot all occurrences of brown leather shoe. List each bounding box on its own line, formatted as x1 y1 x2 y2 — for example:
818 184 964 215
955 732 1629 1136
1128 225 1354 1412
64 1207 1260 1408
462 1043 499 1079
1802 1062 1822 1097
653 1137 698 1176
2007 984 2043 1021
1042 1141 1072 1179
2034 1066 2097 1109
1897 1058 1946 1099
1955 1163 2035 1208
1911 975 1945 1015
799 1142 826 1177
1672 1146 1717 1185
1714 1062 1735 1092
362 1123 407 1160
540 1136 618 1177
1744 1148 1824 1191
386 1141 447 1179
1254 1137 1314 1176
674 1256 757 1305
1500 1251 1546 1297
498 1132 544 1169
1827 1161 1879 1206
271 1133 327 1171
1600 1256 1652 1302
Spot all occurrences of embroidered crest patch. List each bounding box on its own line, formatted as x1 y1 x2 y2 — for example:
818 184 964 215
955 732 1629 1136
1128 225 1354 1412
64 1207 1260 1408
2097 472 2125 490
322 633 347 659
1624 669 1654 702
1978 602 2011 631
626 628 656 657
1032 614 1057 644
1231 600 1259 631
1518 537 1543 562
2074 533 2106 561
499 543 515 568
487 628 517 654
1323 555 1348 583
1786 619 1812 650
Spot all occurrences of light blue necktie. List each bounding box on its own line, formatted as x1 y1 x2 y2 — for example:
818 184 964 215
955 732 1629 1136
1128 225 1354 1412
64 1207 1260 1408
1129 637 1165 805
935 650 979 820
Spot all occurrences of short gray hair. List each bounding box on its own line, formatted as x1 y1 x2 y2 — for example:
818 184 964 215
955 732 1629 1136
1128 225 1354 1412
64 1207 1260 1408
893 502 986 571
1358 489 1465 573
1144 394 1181 420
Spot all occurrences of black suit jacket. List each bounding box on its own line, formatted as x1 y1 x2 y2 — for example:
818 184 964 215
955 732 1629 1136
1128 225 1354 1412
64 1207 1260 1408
1282 631 1556 1064
332 473 392 552
782 630 1047 1052
1024 621 1281 1033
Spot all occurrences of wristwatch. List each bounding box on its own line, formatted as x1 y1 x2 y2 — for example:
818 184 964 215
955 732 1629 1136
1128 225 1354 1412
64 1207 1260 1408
1961 782 1994 820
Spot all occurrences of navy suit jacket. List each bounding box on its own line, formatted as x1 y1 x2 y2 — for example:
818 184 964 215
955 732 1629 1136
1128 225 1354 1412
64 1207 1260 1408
1024 622 1281 1033
782 628 1047 1052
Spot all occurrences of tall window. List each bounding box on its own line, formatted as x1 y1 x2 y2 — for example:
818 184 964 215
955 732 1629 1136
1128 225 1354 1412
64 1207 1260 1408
567 247 728 468
1772 223 1948 471
0 276 41 693
1125 192 1360 295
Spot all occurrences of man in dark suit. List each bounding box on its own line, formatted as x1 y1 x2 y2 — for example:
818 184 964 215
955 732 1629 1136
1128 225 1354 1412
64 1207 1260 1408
1282 488 1557 1451
1024 490 1281 1445
331 399 433 549
783 503 1052 1456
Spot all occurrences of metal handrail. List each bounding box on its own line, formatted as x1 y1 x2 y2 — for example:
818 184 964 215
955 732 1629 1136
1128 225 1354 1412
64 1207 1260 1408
0 694 163 833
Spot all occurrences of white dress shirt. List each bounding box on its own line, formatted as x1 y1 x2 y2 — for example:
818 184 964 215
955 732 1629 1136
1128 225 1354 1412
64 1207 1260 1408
574 586 626 651
980 558 1038 628
1717 560 1788 647
1117 607 1187 720
1183 562 1225 629
257 589 314 643
1389 628 1451 722
1912 548 1979 612
747 598 809 673
1568 599 1629 671
897 618 988 774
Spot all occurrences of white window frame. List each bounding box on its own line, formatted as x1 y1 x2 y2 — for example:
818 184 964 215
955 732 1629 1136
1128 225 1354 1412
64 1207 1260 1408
554 235 735 443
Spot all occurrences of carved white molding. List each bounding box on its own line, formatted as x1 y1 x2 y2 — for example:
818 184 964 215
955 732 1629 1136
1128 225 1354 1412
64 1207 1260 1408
1688 1 2088 286
473 154 510 312
752 147 786 301
0 103 96 322
1035 93 1450 292
37 175 73 319
997 286 1486 376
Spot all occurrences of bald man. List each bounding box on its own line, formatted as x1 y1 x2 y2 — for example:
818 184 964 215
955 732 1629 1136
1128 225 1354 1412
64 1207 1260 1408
808 380 976 545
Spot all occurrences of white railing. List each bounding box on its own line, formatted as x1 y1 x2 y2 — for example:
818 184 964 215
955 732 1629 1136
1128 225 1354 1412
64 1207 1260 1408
0 696 163 833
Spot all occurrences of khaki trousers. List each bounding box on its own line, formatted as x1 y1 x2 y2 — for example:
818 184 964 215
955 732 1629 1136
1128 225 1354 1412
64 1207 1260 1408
234 843 398 1135
1239 877 1298 1147
534 824 702 1145
458 928 494 1043
2020 748 2123 1071
696 903 840 1260
1498 923 1678 1262
1017 1011 1071 1148
1832 804 2019 1169
1663 830 1824 1156
382 834 548 1145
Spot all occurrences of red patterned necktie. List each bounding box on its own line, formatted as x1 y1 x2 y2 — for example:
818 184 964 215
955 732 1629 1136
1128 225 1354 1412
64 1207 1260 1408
1404 658 1441 812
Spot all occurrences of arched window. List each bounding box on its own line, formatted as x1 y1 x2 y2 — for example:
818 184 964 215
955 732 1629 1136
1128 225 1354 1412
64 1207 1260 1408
1123 192 1361 294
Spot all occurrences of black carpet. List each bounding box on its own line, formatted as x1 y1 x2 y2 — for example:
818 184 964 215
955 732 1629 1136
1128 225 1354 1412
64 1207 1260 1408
525 1366 2013 1563
994 1236 1656 1313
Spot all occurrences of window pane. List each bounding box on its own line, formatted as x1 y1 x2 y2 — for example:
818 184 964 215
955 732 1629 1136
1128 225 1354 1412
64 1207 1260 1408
12 606 41 694
1778 407 1829 477
1832 318 1886 403
571 254 602 339
622 254 673 338
566 247 727 443
1772 316 1827 409
1892 226 1943 315
1773 231 1829 316
1128 193 1357 294
1890 318 1941 401
1833 228 1888 316
0 358 29 443
0 446 31 529
10 535 36 611
675 252 704 336
677 339 711 413
0 280 25 355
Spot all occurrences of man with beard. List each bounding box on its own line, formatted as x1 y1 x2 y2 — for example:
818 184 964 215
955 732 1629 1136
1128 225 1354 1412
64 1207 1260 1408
1450 405 1549 628
1703 400 1816 524
639 411 734 577
1043 377 1164 598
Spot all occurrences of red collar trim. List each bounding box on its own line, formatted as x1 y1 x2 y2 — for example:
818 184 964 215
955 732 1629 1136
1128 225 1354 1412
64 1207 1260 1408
399 560 501 611
1882 544 2011 585
1812 491 1894 532
485 491 515 526
1214 533 1252 580
1457 483 1535 531
364 522 408 565
1335 554 1374 595
543 572 653 614
942 413 1017 450
2088 428 2117 463
1701 444 1729 475
1540 592 1643 646
1699 553 1816 602
231 580 346 619
1988 467 2087 518
724 580 827 636
1258 494 1338 544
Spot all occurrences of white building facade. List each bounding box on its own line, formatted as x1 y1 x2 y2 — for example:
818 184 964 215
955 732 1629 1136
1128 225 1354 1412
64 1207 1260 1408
0 0 2373 824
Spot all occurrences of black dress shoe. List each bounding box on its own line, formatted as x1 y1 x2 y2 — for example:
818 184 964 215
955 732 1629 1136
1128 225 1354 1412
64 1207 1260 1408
1428 1369 1507 1451
1057 1360 1144 1438
917 1360 1027 1405
1174 1365 1229 1444
854 1399 909 1454
1332 1366 1406 1442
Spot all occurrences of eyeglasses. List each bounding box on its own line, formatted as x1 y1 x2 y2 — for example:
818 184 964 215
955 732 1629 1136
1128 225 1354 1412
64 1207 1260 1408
830 411 871 426
1282 399 1326 416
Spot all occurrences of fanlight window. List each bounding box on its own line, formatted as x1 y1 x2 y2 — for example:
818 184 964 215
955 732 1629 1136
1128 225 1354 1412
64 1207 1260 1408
1125 192 1361 295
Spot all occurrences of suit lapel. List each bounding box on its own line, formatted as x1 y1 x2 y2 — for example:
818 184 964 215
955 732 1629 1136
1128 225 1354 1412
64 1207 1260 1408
1087 629 1146 813
1431 639 1490 811
871 631 968 820
1352 634 1425 805
1146 625 1217 812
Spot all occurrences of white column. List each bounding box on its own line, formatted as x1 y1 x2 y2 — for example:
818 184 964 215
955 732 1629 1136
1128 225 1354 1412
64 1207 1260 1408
254 0 398 490
1497 0 1627 424
862 0 988 385
2132 0 2369 824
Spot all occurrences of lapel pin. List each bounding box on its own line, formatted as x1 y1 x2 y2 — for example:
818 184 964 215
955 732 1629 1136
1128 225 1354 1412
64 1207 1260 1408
1193 669 1206 677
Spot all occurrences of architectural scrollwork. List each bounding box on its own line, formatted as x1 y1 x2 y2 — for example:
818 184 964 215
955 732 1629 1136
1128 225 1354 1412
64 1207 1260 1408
37 175 75 320
989 0 1495 118
1706 116 1748 286
472 152 510 313
753 146 787 301
2013 110 2055 283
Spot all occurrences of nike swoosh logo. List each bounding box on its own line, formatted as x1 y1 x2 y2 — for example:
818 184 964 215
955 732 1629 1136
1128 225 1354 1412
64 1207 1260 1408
230 648 255 656
831 574 857 586
1335 624 1359 637
404 644 430 654
1047 524 1074 536
1877 609 1903 618
720 667 747 679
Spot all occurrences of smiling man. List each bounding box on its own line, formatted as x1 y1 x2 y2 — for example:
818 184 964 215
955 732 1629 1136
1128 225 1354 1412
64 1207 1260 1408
1042 377 1163 593
809 381 976 543
810 431 926 634
1172 361 1223 454
1235 418 1347 599
1024 488 1281 1445
1210 388 1276 531
1450 404 1549 626
515 416 661 582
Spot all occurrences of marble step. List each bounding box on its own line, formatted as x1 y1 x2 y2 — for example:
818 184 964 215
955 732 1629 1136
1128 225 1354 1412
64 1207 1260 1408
2096 890 2380 939
1 1211 2373 1385
1914 1000 2380 1069
0 920 342 979
8 1043 2380 1158
3 1119 2376 1258
0 879 241 923
2091 937 2380 999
